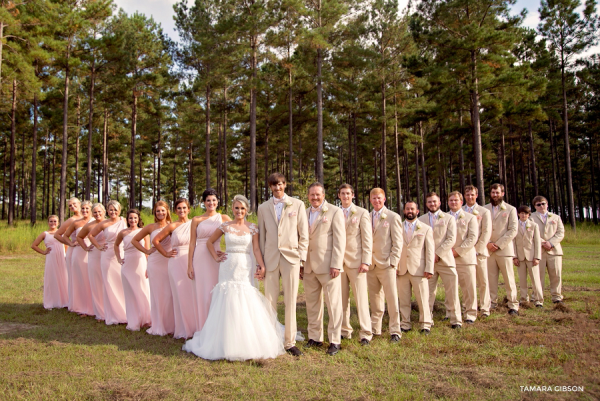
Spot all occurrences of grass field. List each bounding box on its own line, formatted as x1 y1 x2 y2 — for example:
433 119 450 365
1 225 599 400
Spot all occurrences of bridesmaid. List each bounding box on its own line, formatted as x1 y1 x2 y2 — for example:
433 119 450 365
89 200 127 325
53 197 83 311
31 215 68 309
153 198 196 339
132 200 175 336
115 209 152 331
188 189 231 331
77 203 107 321
63 200 94 316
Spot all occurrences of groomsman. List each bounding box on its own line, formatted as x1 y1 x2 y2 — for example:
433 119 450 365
302 182 345 356
513 205 544 307
337 184 373 346
484 183 519 315
257 173 309 357
419 192 462 328
397 201 434 334
463 185 492 317
448 191 479 324
531 196 565 303
368 188 403 342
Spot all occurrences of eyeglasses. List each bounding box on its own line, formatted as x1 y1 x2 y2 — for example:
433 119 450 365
535 202 547 207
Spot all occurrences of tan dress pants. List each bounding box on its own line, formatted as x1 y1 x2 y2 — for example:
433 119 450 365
487 253 519 311
476 255 491 315
397 273 432 330
303 270 343 344
456 264 478 321
516 259 544 305
341 267 373 340
264 256 299 349
537 252 563 302
367 265 401 336
428 264 462 326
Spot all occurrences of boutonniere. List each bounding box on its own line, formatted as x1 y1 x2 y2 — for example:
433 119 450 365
548 212 553 217
350 207 357 216
458 212 464 219
500 203 506 211
472 209 479 216
415 223 421 231
284 200 293 209
321 205 329 215
380 213 387 220
438 212 445 218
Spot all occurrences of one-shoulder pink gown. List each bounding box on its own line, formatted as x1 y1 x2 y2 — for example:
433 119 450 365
147 228 175 336
121 229 152 331
70 224 94 315
42 232 69 309
64 231 76 311
101 217 128 325
87 227 105 320
168 221 197 339
192 214 222 332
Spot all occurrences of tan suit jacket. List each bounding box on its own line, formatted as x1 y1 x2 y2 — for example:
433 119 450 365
463 204 492 256
398 221 434 276
452 211 478 265
305 201 346 275
342 205 372 269
514 220 542 262
531 212 564 256
418 212 456 267
258 196 309 271
370 206 403 269
484 201 518 258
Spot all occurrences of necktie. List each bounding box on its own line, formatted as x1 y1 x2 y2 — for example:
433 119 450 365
542 214 547 224
431 213 437 226
372 212 379 231
406 223 414 242
344 208 349 220
520 222 525 234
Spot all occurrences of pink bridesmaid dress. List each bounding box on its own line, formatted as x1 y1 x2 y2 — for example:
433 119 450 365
121 229 152 331
101 217 128 325
147 228 175 336
168 221 197 339
70 225 94 315
65 232 75 311
42 232 69 309
87 228 105 320
192 214 222 332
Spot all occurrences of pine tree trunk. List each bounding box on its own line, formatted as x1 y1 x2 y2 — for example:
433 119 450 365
393 90 401 212
510 136 518 206
549 120 560 214
459 137 465 195
172 156 176 205
589 137 597 224
2 137 6 220
30 94 39 224
415 143 421 211
59 54 70 223
52 133 57 215
223 88 228 211
156 118 161 202
75 95 80 199
519 133 526 205
353 113 358 189
288 67 294 195
189 141 195 206
419 122 427 207
528 121 539 197
102 110 108 203
315 1 324 184
139 152 143 209
205 83 211 189
129 92 137 209
86 59 95 200
263 121 270 201
42 130 48 219
470 51 485 205
380 80 387 196
560 58 576 229
8 79 17 225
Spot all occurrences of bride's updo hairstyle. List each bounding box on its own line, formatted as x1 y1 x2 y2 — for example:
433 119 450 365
232 195 251 216
202 188 219 202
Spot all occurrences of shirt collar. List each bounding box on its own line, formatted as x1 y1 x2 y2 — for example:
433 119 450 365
311 200 325 212
429 210 440 218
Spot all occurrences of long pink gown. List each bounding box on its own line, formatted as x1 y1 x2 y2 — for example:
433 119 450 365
87 227 105 320
42 232 68 309
64 232 75 311
168 221 197 339
101 217 128 325
147 228 175 336
192 214 222 332
121 229 152 331
70 225 95 315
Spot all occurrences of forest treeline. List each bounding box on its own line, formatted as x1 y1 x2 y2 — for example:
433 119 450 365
1 0 599 230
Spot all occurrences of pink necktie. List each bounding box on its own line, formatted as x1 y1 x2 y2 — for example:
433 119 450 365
344 209 349 220
542 214 547 224
406 224 414 242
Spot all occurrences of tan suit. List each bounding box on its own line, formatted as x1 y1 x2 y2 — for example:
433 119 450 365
258 196 309 349
340 205 372 340
463 204 492 315
484 201 519 311
531 212 564 302
514 220 543 305
419 211 462 326
368 206 402 337
397 220 434 330
451 210 479 321
304 201 345 344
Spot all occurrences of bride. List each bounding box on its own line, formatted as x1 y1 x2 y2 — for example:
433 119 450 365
182 195 285 361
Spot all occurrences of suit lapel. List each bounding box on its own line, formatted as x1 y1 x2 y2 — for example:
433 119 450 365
309 201 327 235
269 198 279 227
373 206 386 234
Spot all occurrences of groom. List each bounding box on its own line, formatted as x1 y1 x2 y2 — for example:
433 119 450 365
258 173 309 357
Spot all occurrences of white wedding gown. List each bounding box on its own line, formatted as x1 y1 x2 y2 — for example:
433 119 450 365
182 223 285 361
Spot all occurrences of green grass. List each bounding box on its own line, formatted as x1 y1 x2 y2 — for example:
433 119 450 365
1 227 599 399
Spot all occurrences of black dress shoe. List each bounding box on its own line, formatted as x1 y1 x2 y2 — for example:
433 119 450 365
401 328 411 333
441 317 450 322
326 343 341 355
536 304 543 308
508 309 519 316
285 346 303 357
304 339 323 348
553 300 563 304
465 319 474 324
360 338 370 346
390 334 401 343
451 324 462 329
420 329 430 335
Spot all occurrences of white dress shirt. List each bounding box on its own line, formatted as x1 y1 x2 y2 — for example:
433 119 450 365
273 194 286 223
309 201 324 226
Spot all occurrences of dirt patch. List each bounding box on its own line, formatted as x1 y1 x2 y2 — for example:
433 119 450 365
93 379 172 401
554 302 572 313
0 322 39 335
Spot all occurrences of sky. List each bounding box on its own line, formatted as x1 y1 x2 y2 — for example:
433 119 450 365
112 0 598 55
